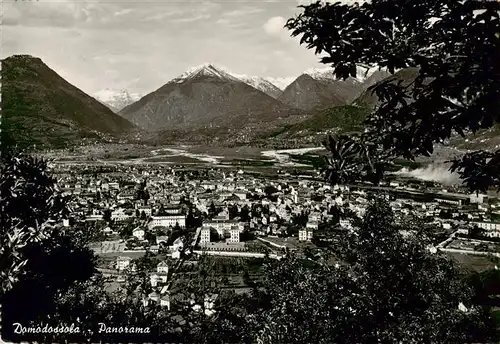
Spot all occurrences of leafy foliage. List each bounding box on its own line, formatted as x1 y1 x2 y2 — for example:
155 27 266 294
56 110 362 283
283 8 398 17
286 0 500 191
0 154 100 341
0 153 69 293
323 134 386 185
251 199 496 343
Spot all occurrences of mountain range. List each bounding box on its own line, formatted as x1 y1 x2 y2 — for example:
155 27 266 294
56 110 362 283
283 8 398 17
96 64 383 111
7 54 468 151
118 64 307 145
115 63 391 145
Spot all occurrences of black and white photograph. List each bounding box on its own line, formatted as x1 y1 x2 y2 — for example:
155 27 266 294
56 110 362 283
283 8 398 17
1 0 500 342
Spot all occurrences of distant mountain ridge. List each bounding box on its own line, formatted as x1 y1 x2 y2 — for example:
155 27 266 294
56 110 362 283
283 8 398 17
119 64 306 144
137 63 386 100
278 74 358 111
169 64 285 99
1 54 424 151
1 55 137 151
235 75 283 99
95 89 142 112
118 63 390 143
103 63 387 118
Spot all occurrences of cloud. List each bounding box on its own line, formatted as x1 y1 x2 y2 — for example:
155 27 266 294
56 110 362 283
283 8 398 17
4 0 114 28
171 14 211 23
263 16 288 38
215 18 248 29
114 9 133 17
221 7 265 17
297 0 368 5
3 0 326 96
216 6 263 28
142 10 185 22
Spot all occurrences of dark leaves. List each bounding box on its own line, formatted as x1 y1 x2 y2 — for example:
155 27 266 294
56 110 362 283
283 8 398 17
449 150 500 192
322 134 389 186
0 153 67 295
287 0 500 192
253 199 482 343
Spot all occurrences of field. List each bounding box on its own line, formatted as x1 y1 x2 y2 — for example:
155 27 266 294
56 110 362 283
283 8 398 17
447 238 500 253
445 251 497 272
89 240 126 254
46 144 327 170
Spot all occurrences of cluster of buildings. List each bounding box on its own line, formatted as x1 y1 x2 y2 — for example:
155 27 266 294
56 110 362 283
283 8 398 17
48 160 500 312
51 163 500 247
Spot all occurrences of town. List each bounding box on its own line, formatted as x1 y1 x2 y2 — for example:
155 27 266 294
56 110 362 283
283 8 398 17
48 160 500 312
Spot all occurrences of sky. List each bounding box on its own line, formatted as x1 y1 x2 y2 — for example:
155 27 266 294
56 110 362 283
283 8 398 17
2 0 354 97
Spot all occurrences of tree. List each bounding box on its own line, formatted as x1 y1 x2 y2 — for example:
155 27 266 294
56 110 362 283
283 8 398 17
0 153 69 294
186 208 202 229
251 199 497 343
158 204 166 216
0 154 99 342
229 204 239 220
240 205 251 222
469 225 485 238
136 179 150 204
292 211 309 227
208 202 217 218
285 0 500 192
125 251 160 298
72 221 106 245
95 190 102 202
103 208 112 223
264 185 279 198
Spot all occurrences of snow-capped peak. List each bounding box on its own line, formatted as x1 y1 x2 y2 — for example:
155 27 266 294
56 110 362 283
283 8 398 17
94 88 142 112
94 88 140 102
170 64 285 97
304 65 380 83
167 62 387 96
262 76 297 91
172 63 240 83
232 75 283 98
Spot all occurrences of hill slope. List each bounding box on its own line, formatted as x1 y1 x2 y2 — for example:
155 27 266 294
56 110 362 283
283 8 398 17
1 55 136 151
258 105 370 147
278 74 356 111
354 67 420 108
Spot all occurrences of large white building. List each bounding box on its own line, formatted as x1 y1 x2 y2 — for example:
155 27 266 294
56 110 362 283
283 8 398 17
150 261 169 287
229 227 240 243
299 228 314 242
132 227 145 241
204 218 240 238
200 226 211 244
306 221 319 230
116 256 132 271
470 193 487 204
112 209 132 221
436 198 462 206
149 215 186 229
472 221 500 237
